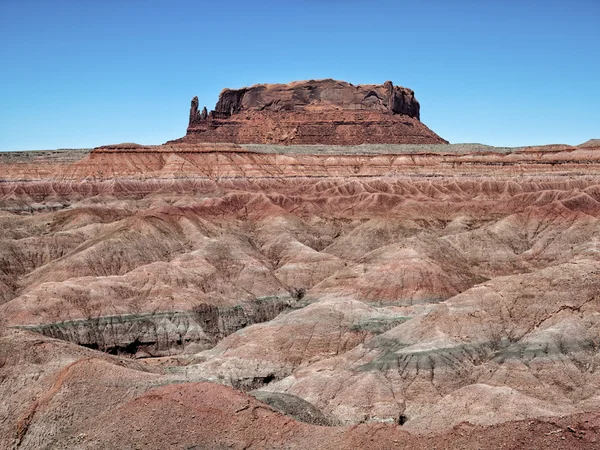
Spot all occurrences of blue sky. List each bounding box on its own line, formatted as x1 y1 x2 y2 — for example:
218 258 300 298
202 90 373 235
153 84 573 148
0 0 598 150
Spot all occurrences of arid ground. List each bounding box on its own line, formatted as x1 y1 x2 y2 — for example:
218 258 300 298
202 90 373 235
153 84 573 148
1 138 600 448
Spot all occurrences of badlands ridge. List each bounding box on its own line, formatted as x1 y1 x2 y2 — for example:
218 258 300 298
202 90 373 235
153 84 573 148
1 80 600 448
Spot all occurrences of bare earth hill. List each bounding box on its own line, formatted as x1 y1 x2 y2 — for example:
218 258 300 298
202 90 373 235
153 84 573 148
1 83 600 448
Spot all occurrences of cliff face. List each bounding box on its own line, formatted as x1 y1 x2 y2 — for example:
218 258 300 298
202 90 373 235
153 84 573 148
182 79 447 145
192 79 420 119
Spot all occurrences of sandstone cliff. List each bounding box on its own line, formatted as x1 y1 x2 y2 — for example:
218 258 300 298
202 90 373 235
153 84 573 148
181 79 447 145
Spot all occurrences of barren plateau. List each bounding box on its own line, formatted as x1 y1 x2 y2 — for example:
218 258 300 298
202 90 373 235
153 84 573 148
1 80 600 449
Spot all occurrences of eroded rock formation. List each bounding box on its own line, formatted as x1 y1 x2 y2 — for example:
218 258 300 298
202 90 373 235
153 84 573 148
181 79 446 145
2 119 600 446
3 328 598 449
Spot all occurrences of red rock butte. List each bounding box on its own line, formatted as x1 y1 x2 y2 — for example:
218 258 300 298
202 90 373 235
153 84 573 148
176 79 448 145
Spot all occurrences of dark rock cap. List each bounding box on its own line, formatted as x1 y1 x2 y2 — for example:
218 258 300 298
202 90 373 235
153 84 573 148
190 79 421 126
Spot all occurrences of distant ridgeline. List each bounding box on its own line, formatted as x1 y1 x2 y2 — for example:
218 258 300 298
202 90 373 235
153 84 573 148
176 79 447 145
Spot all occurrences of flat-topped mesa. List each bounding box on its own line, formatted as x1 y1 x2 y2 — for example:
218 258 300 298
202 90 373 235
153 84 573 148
182 79 447 145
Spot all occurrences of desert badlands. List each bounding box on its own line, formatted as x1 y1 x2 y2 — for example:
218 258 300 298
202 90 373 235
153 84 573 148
1 80 600 449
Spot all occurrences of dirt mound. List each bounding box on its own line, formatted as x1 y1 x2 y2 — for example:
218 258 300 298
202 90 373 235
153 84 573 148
579 138 600 149
249 390 339 426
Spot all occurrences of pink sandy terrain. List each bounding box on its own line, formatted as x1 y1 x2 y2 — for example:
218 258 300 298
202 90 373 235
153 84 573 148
1 138 600 448
1 80 600 448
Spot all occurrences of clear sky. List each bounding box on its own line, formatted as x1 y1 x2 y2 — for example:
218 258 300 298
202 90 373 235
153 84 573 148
1 0 598 150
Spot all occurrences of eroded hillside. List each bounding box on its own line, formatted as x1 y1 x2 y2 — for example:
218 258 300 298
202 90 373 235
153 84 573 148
1 140 600 448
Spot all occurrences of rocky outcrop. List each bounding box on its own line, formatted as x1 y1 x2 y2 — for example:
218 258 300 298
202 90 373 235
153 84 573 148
182 79 447 145
192 79 421 119
19 297 294 357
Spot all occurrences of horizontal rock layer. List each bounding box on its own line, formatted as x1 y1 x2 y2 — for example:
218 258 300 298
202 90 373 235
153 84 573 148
183 110 448 145
1 141 600 183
